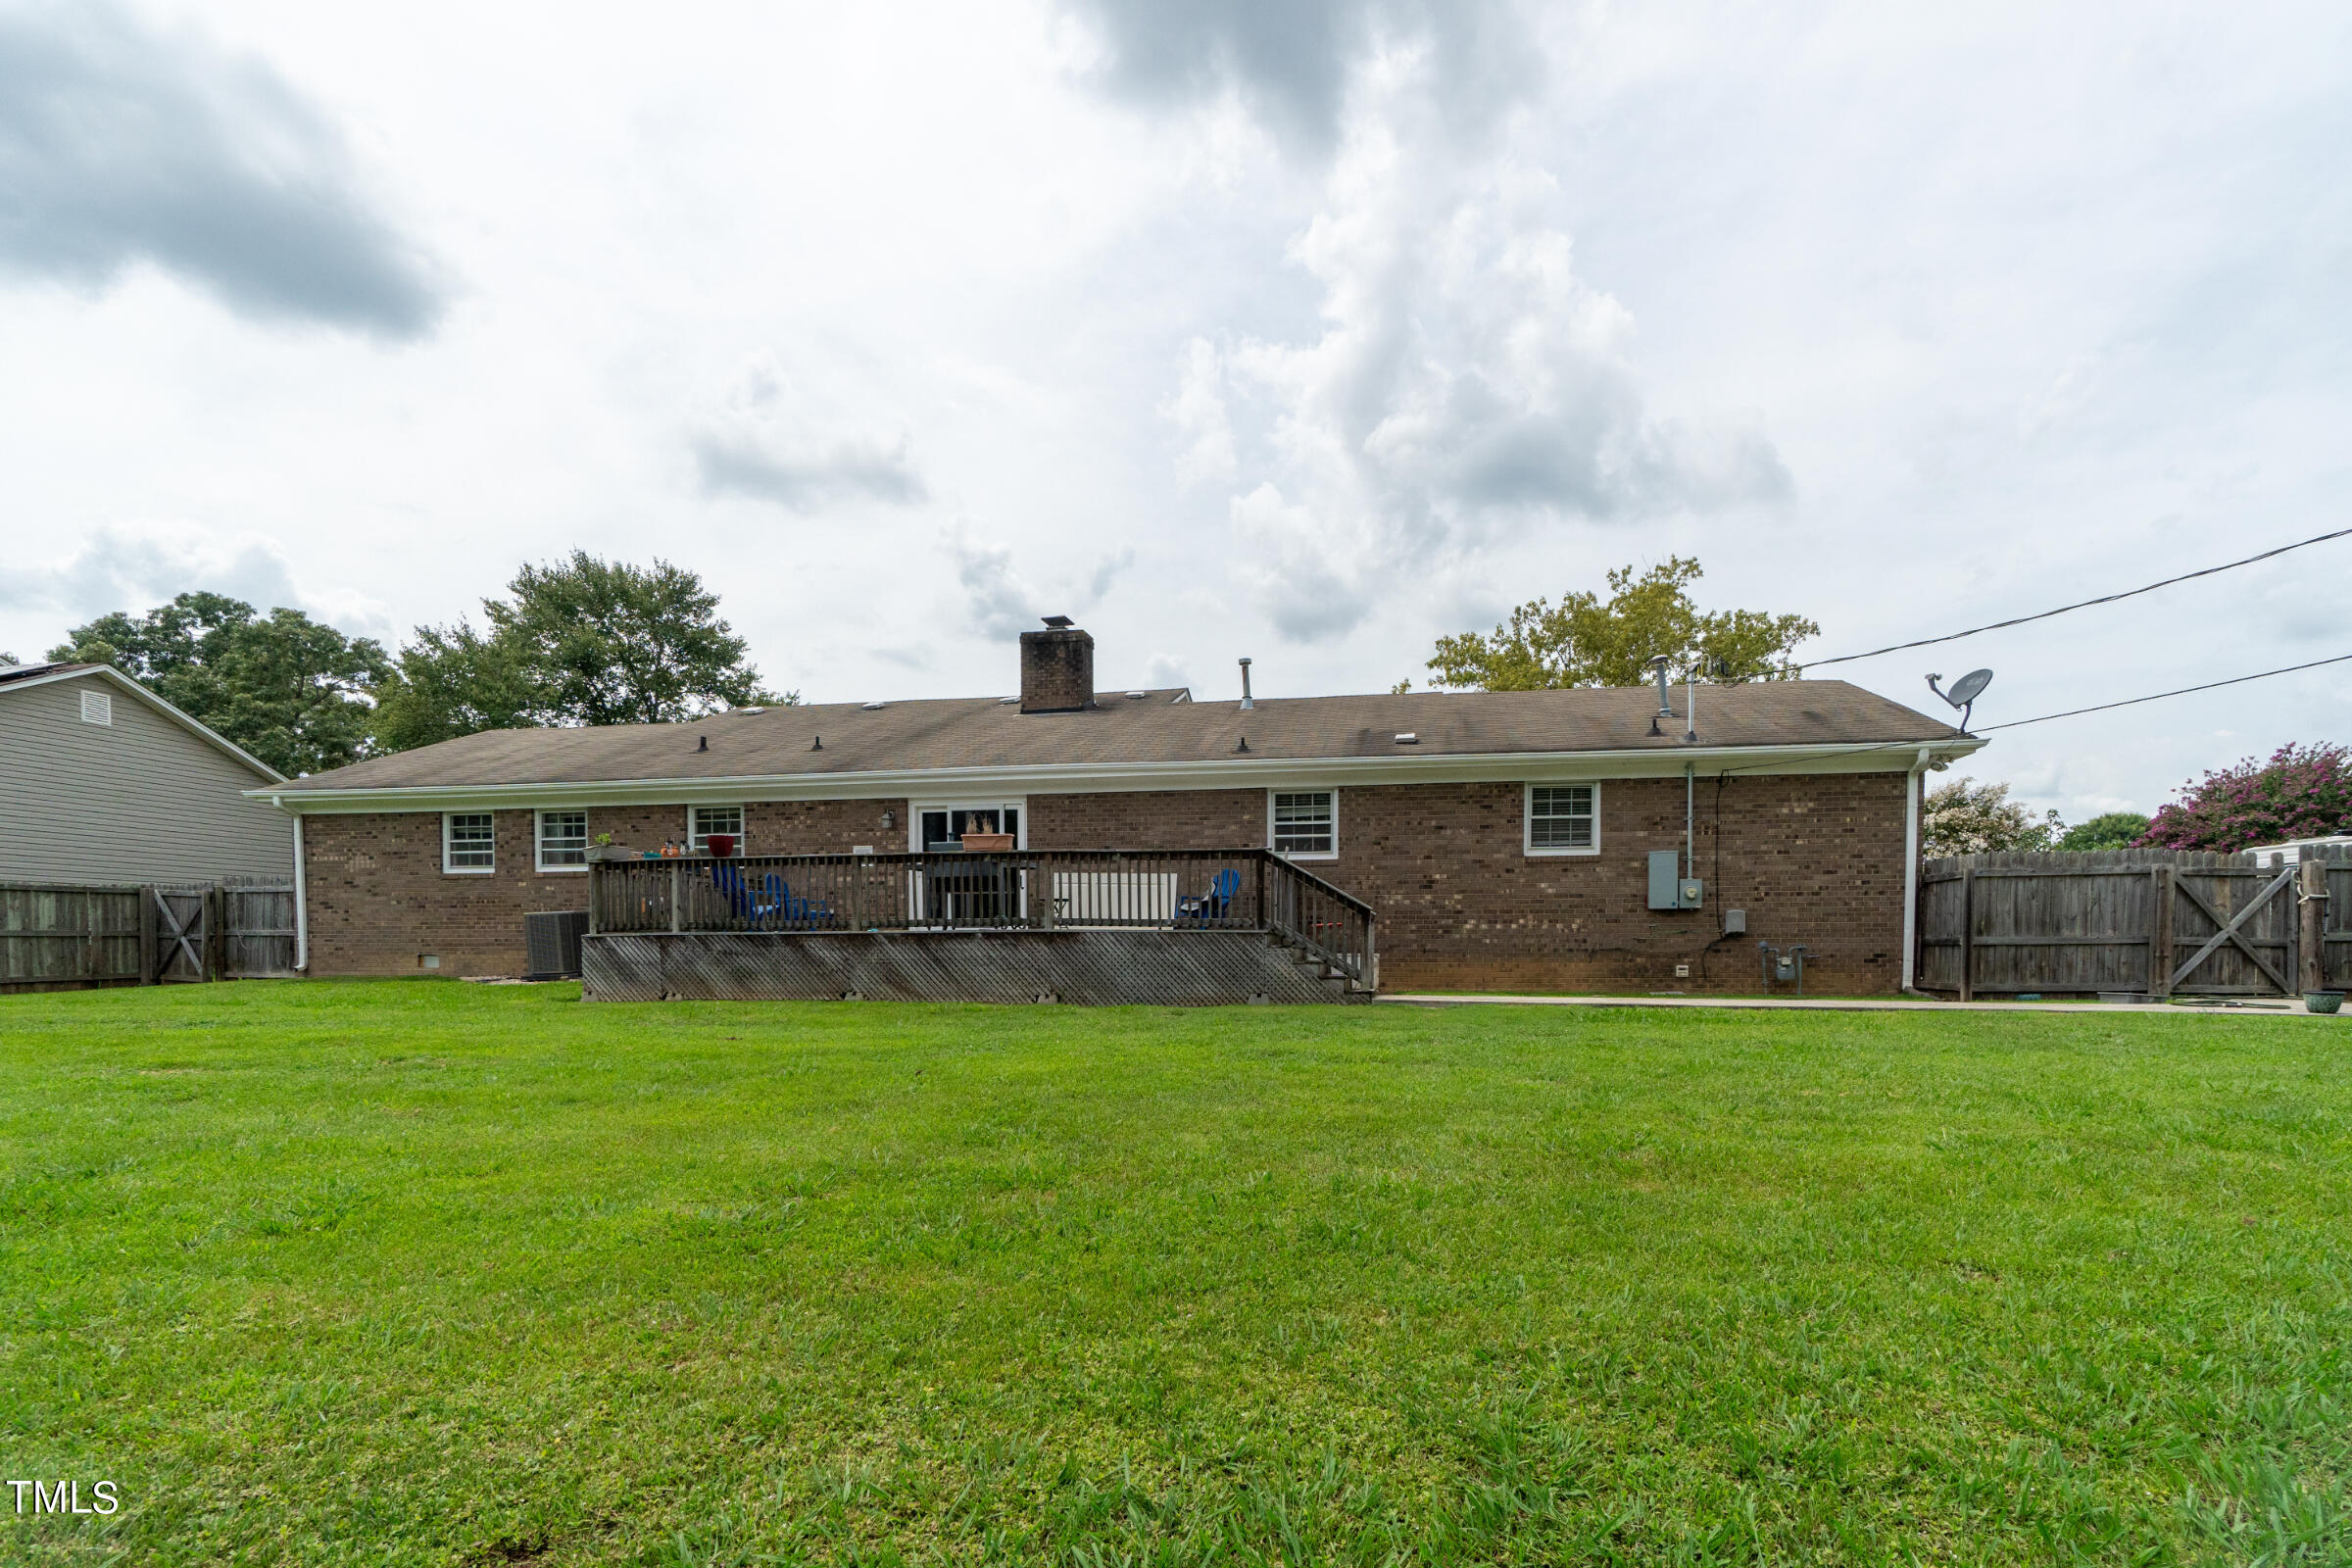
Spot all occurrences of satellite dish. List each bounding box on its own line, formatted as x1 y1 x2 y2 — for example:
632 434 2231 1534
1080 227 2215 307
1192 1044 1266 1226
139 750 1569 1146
1925 668 1994 731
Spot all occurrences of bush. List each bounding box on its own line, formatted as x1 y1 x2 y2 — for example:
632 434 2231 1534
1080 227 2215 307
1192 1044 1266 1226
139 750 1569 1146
2139 743 2352 852
1924 777 2062 857
2055 811 2151 853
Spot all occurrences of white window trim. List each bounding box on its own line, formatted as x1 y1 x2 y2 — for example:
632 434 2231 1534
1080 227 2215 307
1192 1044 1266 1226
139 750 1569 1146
1524 781 1601 858
442 811 496 875
535 808 589 873
686 804 746 855
906 800 1028 853
1267 788 1339 861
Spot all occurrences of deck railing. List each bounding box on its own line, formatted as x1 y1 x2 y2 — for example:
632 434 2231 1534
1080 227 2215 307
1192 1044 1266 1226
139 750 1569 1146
589 847 1377 989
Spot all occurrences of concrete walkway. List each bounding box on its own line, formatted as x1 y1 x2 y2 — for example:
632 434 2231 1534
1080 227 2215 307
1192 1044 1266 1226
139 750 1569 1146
1378 992 2343 1016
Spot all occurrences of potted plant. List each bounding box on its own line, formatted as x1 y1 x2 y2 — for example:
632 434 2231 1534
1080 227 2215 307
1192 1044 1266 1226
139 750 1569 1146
583 833 638 863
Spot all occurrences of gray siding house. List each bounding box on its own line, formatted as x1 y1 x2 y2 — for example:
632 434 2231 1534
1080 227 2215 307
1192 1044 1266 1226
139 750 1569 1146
0 662 293 886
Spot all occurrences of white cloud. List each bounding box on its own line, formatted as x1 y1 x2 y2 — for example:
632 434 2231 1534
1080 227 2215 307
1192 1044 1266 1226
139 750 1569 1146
689 353 926 511
1204 36 1791 640
0 522 388 640
949 528 1039 639
1227 482 1375 641
1162 336 1236 486
1057 0 1537 155
0 1 442 336
946 525 1138 640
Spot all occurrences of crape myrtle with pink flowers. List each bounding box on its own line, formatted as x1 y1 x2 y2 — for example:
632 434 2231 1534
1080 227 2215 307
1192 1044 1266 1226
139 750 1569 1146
2138 742 2352 852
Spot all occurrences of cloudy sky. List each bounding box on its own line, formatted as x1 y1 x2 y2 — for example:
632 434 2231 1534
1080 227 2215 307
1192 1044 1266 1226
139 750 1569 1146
3 0 2347 817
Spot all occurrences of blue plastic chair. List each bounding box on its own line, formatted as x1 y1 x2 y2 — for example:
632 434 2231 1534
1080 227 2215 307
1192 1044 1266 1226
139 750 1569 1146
771 876 834 925
710 864 783 925
1176 867 1242 924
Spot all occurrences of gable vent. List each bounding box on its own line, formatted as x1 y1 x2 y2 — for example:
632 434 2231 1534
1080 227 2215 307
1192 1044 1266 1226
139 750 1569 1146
80 689 112 726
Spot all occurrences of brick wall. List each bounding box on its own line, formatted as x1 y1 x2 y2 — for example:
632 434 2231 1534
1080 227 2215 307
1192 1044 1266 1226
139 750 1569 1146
1031 773 1913 995
303 798 906 976
303 773 1912 992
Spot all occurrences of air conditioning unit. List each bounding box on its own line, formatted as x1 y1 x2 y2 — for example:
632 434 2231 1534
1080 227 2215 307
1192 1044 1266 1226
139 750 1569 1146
524 909 589 980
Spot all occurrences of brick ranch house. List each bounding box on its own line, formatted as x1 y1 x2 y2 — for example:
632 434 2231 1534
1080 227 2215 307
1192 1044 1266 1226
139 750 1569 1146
251 624 1983 994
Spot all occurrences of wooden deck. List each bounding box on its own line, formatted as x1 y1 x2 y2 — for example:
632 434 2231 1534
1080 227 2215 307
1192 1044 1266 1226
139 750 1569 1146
582 848 1376 1004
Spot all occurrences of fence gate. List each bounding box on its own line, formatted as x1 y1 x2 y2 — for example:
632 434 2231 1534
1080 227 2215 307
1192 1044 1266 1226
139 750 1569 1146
2164 863 2296 995
150 887 215 983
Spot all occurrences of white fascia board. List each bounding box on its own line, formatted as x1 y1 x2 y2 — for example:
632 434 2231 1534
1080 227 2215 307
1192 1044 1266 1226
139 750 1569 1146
245 735 1986 814
5 664 285 782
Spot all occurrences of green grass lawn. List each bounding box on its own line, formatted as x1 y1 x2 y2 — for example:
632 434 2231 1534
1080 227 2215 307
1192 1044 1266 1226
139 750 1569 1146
2 982 2347 1566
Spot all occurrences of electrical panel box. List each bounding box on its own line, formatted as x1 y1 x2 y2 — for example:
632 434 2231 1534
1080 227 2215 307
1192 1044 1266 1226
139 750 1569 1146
1646 854 1702 909
1722 908 1747 936
1647 850 1680 909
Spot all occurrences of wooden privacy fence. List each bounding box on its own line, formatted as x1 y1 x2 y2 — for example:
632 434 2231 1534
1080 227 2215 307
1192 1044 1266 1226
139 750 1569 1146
1918 848 2352 999
0 879 298 993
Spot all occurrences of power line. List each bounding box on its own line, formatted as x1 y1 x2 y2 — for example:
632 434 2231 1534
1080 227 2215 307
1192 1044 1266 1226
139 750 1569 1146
1800 524 2352 669
1975 652 2352 732
1705 650 2352 773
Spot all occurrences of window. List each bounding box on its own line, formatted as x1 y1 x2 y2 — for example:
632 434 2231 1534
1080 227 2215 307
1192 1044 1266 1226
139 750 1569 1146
911 803 1024 852
537 809 588 871
1525 783 1599 856
1270 790 1336 858
689 805 744 854
444 812 496 873
79 689 112 726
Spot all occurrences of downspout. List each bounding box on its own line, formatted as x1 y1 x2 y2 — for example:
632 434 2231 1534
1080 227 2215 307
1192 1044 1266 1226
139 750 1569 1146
289 807 309 973
1684 667 1698 878
1686 761 1696 882
1900 748 1928 993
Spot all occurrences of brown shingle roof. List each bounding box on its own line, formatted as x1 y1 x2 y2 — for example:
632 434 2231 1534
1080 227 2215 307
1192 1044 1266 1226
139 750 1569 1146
275 681 1965 793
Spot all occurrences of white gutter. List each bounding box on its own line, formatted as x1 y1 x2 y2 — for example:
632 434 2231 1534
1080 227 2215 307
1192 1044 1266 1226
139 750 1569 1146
270 795 310 972
246 736 1987 813
1901 746 1930 992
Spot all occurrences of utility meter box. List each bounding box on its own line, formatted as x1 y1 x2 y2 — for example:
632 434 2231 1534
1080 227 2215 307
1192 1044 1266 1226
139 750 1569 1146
1647 852 1703 910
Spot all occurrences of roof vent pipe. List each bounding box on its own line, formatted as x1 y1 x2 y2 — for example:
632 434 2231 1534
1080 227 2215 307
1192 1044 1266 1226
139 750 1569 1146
1648 656 1671 737
1239 657 1254 711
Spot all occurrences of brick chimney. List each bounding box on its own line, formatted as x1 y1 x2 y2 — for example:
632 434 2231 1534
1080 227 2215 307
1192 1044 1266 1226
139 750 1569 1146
1019 618 1094 712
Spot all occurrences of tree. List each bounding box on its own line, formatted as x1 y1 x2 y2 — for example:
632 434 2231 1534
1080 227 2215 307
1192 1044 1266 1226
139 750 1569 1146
371 552 790 750
1923 777 2063 857
369 619 538 754
2139 743 2352 852
47 593 390 776
2055 811 2151 853
1425 558 1820 690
